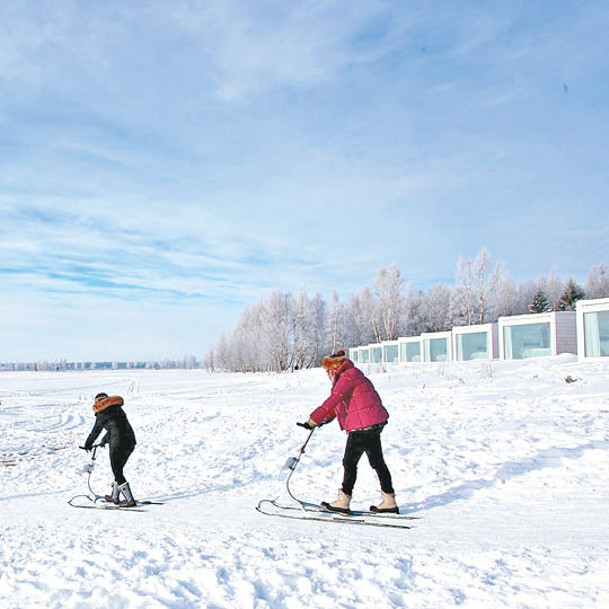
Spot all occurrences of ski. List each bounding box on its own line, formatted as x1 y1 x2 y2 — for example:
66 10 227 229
256 500 413 529
68 495 163 511
351 509 420 520
70 503 148 512
258 498 420 521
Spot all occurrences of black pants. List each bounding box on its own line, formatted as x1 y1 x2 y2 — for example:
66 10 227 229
341 425 394 496
110 444 135 486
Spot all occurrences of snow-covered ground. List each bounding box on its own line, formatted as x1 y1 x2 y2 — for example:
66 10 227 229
1 355 609 609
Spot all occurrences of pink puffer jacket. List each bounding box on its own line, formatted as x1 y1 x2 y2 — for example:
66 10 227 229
310 360 389 432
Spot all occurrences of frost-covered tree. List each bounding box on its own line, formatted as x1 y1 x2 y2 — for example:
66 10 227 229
211 258 609 372
202 349 215 372
349 264 408 344
263 291 295 371
492 273 517 319
375 264 406 340
585 263 609 299
456 256 474 325
293 287 312 370
308 292 327 367
327 291 346 354
475 252 507 323
446 287 469 328
216 288 329 372
456 247 506 325
346 293 375 347
214 335 231 371
422 284 452 332
513 279 538 315
358 286 383 343
292 287 327 370
535 271 564 311
224 306 256 371
403 284 426 336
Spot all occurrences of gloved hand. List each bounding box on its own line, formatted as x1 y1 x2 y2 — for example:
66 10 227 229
297 419 316 430
79 445 91 452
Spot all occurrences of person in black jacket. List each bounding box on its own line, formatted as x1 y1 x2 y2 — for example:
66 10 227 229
83 392 137 507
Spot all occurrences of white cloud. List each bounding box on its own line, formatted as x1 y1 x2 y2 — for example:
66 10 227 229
1 1 608 360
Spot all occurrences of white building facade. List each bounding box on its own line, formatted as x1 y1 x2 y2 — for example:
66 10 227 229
576 298 609 360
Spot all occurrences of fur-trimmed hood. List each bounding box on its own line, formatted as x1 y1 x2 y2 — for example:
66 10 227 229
93 395 124 413
322 350 348 377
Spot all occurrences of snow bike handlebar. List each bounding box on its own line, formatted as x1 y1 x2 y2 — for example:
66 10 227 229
79 442 105 451
289 416 333 467
81 444 105 489
282 427 318 507
286 424 319 468
67 443 107 507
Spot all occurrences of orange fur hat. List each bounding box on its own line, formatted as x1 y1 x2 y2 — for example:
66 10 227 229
93 392 124 413
322 350 347 375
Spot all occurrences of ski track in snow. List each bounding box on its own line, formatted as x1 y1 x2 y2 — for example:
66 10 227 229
1 356 609 608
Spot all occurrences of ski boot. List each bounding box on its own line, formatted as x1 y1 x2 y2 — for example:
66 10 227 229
117 482 137 508
321 489 351 514
370 491 399 514
104 481 120 505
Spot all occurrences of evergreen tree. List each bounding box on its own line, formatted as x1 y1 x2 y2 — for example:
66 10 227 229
529 289 551 313
558 278 585 311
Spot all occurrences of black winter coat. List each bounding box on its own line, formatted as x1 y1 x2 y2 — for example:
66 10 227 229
84 402 136 452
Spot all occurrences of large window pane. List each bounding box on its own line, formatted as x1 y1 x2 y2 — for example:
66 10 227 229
383 344 399 363
584 311 609 357
427 338 448 362
504 323 551 359
457 332 488 360
599 312 609 356
371 347 382 363
400 342 421 362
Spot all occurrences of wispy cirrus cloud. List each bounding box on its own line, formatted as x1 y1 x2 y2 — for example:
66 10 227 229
1 1 608 360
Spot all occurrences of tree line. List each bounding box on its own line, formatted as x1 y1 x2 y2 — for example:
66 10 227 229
205 249 609 373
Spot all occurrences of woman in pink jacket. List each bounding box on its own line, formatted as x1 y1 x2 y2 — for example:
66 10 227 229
299 350 398 514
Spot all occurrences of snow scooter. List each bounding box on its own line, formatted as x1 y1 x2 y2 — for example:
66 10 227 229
256 427 418 529
68 443 161 511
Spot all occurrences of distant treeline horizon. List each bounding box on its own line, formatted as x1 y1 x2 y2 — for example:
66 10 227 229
206 249 609 373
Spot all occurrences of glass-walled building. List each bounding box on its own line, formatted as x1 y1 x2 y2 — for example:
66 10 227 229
347 309 582 366
370 344 383 364
383 342 399 363
498 312 577 360
350 342 404 364
577 298 609 360
349 346 371 364
452 323 498 361
421 331 452 362
398 337 422 362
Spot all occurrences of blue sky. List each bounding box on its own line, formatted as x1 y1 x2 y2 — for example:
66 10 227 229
1 1 608 362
